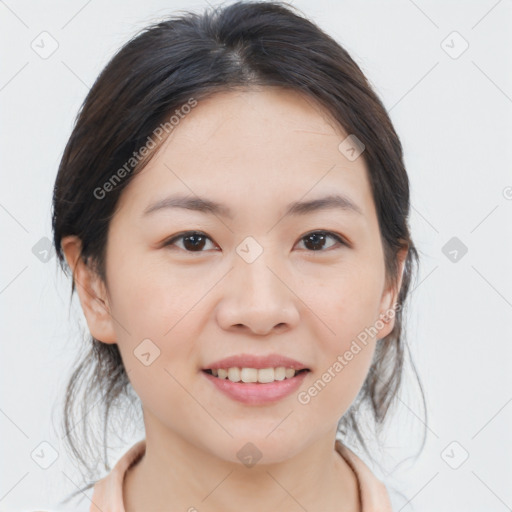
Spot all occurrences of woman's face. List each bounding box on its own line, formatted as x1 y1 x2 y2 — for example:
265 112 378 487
85 87 405 463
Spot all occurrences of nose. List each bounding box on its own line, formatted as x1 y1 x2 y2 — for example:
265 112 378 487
215 254 300 336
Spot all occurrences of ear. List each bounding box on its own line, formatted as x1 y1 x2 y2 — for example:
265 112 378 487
61 235 117 344
375 246 408 340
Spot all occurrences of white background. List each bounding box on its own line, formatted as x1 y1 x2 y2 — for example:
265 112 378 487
1 0 511 510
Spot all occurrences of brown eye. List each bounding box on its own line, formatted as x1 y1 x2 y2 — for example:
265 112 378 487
296 231 346 252
164 231 216 252
163 230 347 254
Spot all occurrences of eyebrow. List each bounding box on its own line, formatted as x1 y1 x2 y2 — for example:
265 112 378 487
142 193 363 219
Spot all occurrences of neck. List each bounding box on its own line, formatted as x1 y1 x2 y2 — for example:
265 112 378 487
123 424 360 511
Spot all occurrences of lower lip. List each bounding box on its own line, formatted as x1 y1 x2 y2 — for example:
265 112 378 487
202 370 309 405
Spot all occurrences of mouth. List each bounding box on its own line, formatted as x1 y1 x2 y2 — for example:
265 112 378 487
201 354 311 404
202 367 310 383
201 366 311 405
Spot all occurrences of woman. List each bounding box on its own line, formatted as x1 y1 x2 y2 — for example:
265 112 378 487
53 2 423 510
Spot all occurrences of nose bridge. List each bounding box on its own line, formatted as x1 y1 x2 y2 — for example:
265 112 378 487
234 239 285 302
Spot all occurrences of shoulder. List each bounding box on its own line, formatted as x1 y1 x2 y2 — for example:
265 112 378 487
335 439 394 512
89 439 146 512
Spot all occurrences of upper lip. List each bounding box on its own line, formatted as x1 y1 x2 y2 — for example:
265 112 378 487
203 353 310 371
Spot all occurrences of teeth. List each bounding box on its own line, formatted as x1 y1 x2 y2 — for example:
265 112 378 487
274 367 286 381
241 368 258 383
209 367 303 383
227 367 240 382
285 368 295 379
257 368 274 383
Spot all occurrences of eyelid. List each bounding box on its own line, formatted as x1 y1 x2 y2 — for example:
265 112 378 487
296 231 349 251
163 231 218 252
163 230 350 252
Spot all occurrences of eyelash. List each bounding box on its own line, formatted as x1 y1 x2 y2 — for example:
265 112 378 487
162 230 348 254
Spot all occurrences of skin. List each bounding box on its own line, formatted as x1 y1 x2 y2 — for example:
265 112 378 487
62 86 407 511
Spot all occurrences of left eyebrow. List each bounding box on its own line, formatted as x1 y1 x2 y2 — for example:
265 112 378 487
142 193 364 219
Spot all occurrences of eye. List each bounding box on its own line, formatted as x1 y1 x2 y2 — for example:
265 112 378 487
295 231 347 252
163 231 217 253
162 230 348 254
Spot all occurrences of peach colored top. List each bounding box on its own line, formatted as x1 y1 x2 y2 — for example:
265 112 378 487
89 439 393 511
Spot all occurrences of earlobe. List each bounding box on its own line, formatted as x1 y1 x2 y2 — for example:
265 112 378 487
61 235 117 344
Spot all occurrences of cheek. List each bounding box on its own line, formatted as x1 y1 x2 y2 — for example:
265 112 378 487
314 266 385 347
105 254 207 394
303 267 382 410
297 338 376 425
107 251 203 336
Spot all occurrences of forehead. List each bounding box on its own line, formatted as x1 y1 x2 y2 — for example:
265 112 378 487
116 87 375 225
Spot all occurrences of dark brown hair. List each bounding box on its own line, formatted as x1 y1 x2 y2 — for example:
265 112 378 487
52 0 425 501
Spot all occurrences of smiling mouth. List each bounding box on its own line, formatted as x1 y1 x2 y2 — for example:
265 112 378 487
202 367 310 383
